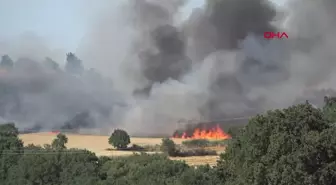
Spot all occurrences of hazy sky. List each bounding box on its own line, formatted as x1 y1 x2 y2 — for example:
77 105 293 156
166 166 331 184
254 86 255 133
0 0 285 52
0 0 204 52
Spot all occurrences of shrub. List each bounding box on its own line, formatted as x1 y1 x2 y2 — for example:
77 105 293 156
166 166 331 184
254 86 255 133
182 139 230 148
142 144 161 152
182 139 210 148
108 129 130 149
208 139 230 147
117 144 145 151
160 138 177 156
101 153 191 185
175 148 217 157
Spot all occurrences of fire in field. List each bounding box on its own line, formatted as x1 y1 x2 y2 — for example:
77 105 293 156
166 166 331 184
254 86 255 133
173 124 231 140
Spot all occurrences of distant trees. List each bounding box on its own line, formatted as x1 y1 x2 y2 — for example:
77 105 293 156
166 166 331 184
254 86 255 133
65 52 84 75
108 129 131 149
0 55 14 70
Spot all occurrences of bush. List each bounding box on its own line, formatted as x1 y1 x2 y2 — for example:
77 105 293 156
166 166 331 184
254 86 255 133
182 139 210 148
160 138 177 156
161 138 217 157
108 129 130 149
175 148 217 157
117 144 145 151
101 153 191 185
182 139 230 148
208 139 230 147
142 144 161 152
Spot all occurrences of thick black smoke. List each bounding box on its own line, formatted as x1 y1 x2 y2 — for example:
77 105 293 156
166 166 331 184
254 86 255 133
129 0 191 96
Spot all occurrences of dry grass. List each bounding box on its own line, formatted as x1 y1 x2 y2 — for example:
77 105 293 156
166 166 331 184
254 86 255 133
170 156 219 166
19 132 220 166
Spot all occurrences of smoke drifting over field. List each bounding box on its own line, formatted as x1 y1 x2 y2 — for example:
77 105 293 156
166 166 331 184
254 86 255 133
1 0 336 135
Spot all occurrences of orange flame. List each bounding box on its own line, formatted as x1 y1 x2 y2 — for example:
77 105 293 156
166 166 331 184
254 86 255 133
173 124 231 140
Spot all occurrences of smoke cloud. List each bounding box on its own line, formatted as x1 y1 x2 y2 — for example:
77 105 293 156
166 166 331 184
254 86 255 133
1 0 336 136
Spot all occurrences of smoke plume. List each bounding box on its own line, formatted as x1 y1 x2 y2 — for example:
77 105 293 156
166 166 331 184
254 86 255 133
1 0 336 136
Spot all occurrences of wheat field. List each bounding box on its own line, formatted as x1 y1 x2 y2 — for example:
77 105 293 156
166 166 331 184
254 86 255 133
19 132 219 166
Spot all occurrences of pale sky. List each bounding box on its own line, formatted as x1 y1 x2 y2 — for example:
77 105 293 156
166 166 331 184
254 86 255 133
0 0 285 52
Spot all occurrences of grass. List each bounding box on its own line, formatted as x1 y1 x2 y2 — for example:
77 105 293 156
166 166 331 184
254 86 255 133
19 132 220 166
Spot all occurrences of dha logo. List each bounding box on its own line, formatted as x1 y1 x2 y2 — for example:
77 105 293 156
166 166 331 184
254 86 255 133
264 32 288 39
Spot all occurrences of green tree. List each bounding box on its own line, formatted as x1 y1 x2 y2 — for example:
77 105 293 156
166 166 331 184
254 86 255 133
51 133 68 150
108 129 130 149
0 123 23 182
217 103 336 185
178 165 223 185
7 147 101 185
100 153 190 185
0 55 14 70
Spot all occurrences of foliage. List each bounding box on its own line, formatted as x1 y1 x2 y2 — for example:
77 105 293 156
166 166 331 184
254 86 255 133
182 139 210 148
100 153 189 185
98 153 221 185
178 165 223 185
161 138 217 157
108 129 131 149
7 147 101 185
182 139 229 148
217 103 336 185
208 139 230 147
175 148 217 157
161 138 178 156
142 144 161 152
323 96 336 124
227 125 244 138
51 133 68 150
0 123 23 182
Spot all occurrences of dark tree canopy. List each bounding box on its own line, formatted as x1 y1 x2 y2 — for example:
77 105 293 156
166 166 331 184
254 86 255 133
217 103 336 185
108 129 131 149
51 133 68 150
323 96 336 124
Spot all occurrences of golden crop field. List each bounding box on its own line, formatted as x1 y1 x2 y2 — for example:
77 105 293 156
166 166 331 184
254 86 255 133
19 132 220 166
